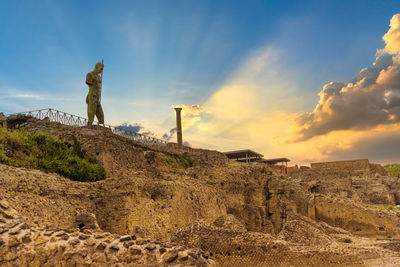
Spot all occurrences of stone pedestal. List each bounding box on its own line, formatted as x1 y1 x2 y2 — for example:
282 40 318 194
0 112 7 129
81 124 112 133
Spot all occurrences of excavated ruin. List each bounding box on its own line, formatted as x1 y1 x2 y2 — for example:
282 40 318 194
1 117 400 266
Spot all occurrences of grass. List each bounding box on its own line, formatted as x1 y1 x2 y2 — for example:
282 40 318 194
165 153 193 169
370 204 395 211
0 144 11 165
0 127 106 182
384 164 400 177
227 161 248 167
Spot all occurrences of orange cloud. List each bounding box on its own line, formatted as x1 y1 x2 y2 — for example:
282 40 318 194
292 13 400 143
181 14 400 165
172 104 204 130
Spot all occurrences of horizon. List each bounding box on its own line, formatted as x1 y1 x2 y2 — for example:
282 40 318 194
1 1 400 165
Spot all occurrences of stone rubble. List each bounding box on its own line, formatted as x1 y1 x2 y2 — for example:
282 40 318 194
0 199 215 266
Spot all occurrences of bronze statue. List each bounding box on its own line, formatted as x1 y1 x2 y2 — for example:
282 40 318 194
86 62 104 125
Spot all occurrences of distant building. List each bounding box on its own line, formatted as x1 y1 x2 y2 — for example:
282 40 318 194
223 149 290 174
223 149 263 163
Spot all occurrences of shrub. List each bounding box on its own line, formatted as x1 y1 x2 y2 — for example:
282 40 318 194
384 164 400 177
165 153 193 169
0 128 106 182
0 144 11 165
71 134 86 158
177 153 193 168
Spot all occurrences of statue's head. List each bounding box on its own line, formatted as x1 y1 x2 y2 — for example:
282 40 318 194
94 62 104 74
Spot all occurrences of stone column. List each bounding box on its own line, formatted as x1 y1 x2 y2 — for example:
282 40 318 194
174 107 183 146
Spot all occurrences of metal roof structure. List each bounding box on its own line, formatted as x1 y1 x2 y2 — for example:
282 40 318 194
223 149 291 174
223 149 263 160
259 158 291 164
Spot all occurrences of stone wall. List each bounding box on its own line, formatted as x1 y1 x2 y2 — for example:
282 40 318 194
314 195 400 237
268 164 286 174
370 163 388 176
311 159 371 172
0 199 214 266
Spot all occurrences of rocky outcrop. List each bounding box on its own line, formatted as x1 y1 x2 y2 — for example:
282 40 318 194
22 118 227 178
171 217 368 266
309 159 387 176
0 164 226 240
314 195 400 237
291 169 396 205
2 118 400 265
0 199 215 266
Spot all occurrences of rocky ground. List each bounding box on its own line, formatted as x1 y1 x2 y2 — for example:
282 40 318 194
0 198 214 266
2 118 400 266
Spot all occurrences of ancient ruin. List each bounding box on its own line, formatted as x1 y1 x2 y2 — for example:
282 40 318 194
1 113 400 266
174 107 183 146
224 149 290 173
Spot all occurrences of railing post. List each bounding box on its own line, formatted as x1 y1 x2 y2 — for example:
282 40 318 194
11 108 168 146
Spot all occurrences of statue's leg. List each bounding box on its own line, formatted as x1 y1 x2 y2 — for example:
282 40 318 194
96 103 104 124
87 96 95 124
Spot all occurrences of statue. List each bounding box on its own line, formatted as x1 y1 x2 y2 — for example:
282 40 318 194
86 62 104 125
0 112 6 129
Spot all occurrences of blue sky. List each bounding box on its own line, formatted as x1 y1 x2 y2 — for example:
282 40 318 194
1 1 400 163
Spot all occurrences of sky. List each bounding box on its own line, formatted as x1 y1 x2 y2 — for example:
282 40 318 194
1 0 400 165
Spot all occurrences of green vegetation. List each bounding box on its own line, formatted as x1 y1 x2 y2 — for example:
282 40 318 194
0 128 106 182
384 164 400 177
227 160 247 167
0 144 11 165
165 153 193 169
370 203 395 211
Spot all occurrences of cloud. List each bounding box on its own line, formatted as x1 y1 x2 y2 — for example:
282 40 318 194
196 46 306 136
181 47 312 160
9 93 45 100
182 141 192 147
115 122 158 137
314 124 400 164
379 14 400 55
158 104 205 143
162 128 176 141
1 88 82 103
172 104 205 129
179 13 400 165
292 14 400 142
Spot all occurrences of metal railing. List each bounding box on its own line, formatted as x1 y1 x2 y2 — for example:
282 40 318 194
9 108 167 146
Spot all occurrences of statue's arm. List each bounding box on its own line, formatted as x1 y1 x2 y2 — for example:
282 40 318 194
86 73 94 86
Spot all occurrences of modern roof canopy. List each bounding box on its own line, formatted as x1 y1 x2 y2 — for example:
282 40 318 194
223 149 291 174
223 149 263 160
259 158 290 164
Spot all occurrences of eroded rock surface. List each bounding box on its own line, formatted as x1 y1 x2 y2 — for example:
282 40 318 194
2 119 400 265
0 199 215 266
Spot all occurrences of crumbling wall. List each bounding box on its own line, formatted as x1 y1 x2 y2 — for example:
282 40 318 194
310 159 370 172
268 164 285 174
370 163 387 176
314 195 400 238
0 199 214 266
